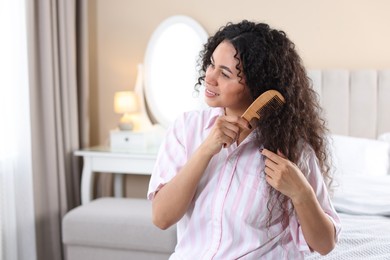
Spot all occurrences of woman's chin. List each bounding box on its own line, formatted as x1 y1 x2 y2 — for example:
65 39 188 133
204 99 219 107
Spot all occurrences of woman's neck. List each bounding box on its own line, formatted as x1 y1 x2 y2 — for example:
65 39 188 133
224 107 246 117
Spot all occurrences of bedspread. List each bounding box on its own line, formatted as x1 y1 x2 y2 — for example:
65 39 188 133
305 213 390 260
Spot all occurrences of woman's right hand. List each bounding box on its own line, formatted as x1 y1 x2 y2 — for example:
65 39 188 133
152 116 249 230
200 115 251 156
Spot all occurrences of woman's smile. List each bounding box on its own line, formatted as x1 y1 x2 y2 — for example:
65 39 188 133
205 88 220 97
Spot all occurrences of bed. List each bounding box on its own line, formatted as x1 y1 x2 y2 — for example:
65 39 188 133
304 70 390 259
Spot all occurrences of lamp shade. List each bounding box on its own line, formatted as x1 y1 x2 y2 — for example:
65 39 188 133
114 91 138 114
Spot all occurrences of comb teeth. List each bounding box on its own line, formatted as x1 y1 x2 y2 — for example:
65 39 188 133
241 90 285 127
256 95 284 117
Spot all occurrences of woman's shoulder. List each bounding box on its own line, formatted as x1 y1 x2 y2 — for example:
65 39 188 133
297 140 318 163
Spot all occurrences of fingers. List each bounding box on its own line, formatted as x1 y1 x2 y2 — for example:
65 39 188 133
263 156 282 191
261 148 285 164
224 115 251 130
261 148 285 180
221 134 235 148
220 125 239 147
264 165 275 179
264 157 278 172
264 172 274 184
222 122 240 139
214 116 251 148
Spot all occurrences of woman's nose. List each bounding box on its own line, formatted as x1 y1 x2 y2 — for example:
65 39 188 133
205 67 217 85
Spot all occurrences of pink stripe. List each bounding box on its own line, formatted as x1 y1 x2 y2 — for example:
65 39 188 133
231 150 258 212
211 151 241 259
202 156 229 259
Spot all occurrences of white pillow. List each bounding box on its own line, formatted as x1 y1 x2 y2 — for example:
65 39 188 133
329 134 390 176
333 174 390 215
378 132 390 143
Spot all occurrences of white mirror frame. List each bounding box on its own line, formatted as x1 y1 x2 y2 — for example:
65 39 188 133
144 15 208 128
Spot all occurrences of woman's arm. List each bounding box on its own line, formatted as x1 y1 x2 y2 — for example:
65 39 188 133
152 145 213 230
152 115 250 230
291 187 336 255
261 149 336 255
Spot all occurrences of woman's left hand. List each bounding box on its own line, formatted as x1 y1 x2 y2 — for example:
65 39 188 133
261 149 312 203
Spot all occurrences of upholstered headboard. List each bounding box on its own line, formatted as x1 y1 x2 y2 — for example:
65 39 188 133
307 70 390 139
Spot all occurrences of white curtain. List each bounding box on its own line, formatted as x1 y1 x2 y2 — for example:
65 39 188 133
0 0 37 260
0 0 89 258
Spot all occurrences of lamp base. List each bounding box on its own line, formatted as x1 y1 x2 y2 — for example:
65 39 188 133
118 122 134 131
118 113 134 131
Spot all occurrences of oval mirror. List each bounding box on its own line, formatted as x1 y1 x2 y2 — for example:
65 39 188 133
144 15 208 128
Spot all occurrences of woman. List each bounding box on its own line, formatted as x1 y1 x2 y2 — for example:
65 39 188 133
148 20 341 259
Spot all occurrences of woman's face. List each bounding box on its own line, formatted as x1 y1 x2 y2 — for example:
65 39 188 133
204 41 253 116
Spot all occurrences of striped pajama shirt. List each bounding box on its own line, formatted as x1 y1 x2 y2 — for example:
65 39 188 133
148 107 341 260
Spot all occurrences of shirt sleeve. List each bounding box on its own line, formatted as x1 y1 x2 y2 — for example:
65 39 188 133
147 115 187 200
288 146 342 252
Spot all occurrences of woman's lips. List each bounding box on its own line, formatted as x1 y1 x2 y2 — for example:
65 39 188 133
205 89 220 97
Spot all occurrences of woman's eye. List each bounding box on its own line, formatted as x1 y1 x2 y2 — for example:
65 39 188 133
221 71 230 78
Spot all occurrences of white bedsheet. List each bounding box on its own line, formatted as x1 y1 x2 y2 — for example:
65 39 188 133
305 213 390 260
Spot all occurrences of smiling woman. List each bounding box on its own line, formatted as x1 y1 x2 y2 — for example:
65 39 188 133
143 15 209 128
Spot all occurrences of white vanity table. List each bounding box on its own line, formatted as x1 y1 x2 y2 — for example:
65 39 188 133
75 146 158 204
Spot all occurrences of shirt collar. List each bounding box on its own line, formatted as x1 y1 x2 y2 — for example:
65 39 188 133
204 107 225 130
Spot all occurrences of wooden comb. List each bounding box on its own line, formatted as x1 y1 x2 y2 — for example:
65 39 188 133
241 90 285 128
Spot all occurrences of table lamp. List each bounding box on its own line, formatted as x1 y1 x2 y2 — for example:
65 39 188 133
114 91 138 130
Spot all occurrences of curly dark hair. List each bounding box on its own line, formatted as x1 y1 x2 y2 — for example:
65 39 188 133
196 20 332 228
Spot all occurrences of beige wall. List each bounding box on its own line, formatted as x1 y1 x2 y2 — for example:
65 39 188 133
88 0 390 197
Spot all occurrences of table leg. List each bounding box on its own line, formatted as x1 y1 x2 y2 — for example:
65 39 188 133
81 157 93 204
114 174 124 197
